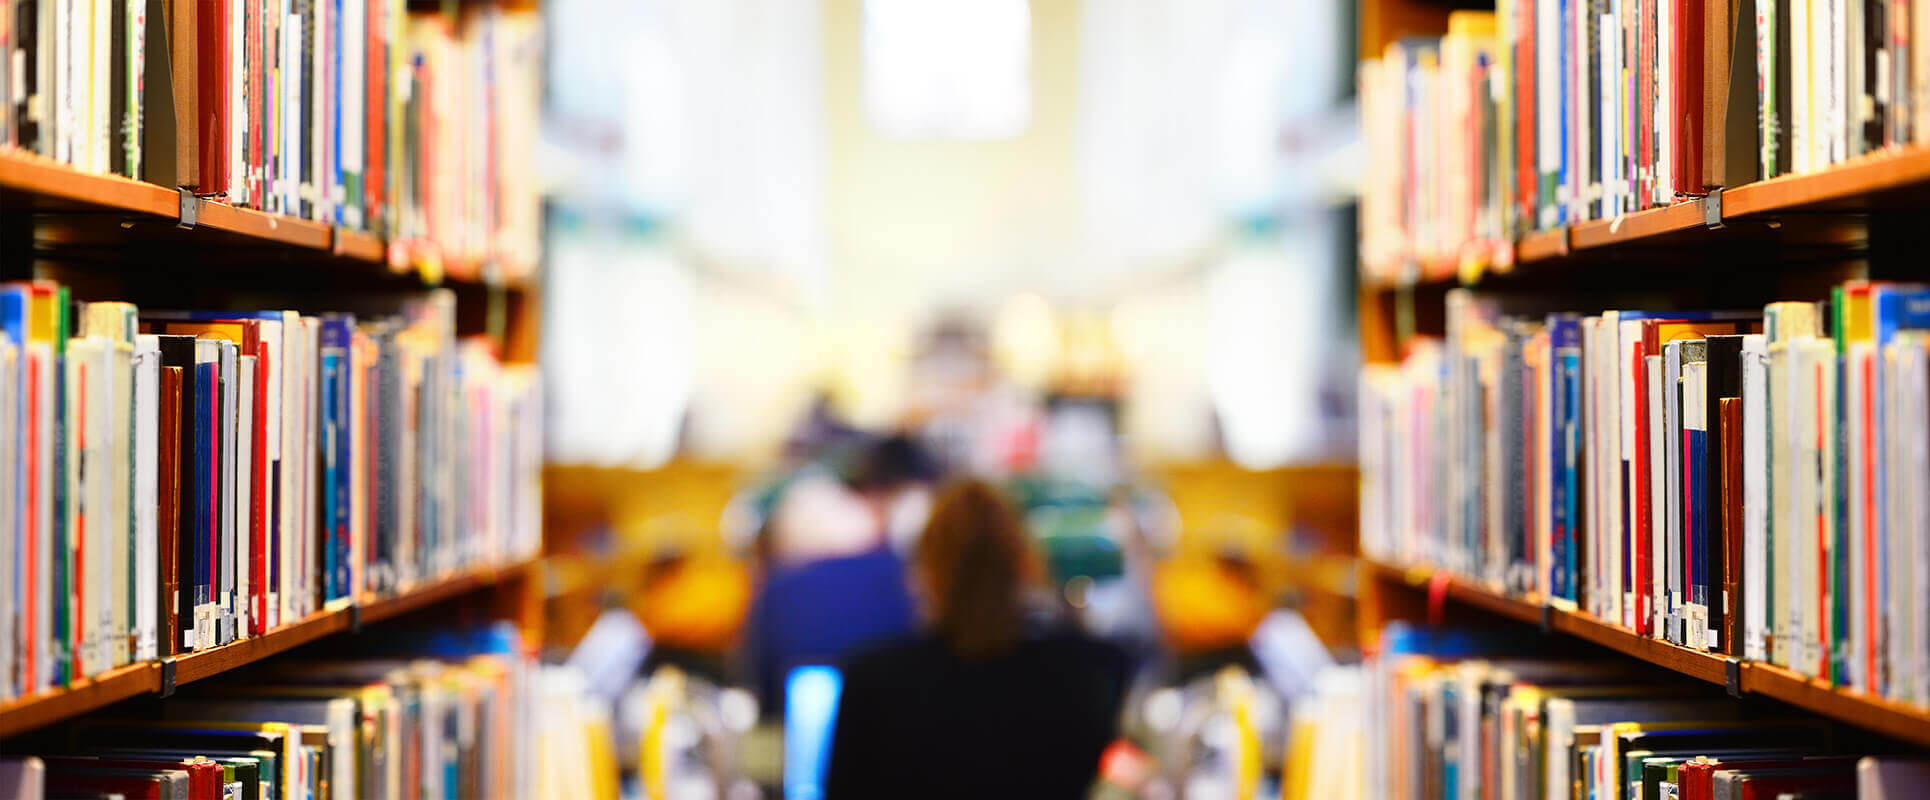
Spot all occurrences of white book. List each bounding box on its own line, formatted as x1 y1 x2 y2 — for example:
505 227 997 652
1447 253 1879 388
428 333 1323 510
304 316 321 610
0 335 15 701
218 339 237 644
1918 0 1930 144
106 335 130 669
1795 338 1829 676
1793 0 1811 173
1658 0 1674 203
282 317 303 620
132 335 159 662
1901 334 1930 704
255 318 284 631
342 0 367 229
1829 0 1846 162
1599 13 1615 215
1883 337 1923 702
1847 339 1873 690
1646 354 1667 637
67 337 105 676
1769 334 1794 667
229 0 245 203
236 354 255 638
91 0 109 172
1580 317 1600 616
1618 318 1644 630
1665 339 1685 643
283 15 302 216
1741 334 1769 662
278 312 299 625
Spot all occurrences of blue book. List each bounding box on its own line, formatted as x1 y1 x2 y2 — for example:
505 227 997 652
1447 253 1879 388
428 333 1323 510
1550 313 1583 603
1872 285 1930 689
194 355 216 648
49 285 70 684
319 315 353 602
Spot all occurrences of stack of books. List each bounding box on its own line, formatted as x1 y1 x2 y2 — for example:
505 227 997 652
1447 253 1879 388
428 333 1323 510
0 282 543 701
0 624 621 800
1365 624 1930 799
1359 0 1930 282
0 1 542 280
1361 283 1930 703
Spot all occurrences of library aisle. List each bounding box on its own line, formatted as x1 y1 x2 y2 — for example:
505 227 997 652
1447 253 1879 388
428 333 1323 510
3 0 1929 798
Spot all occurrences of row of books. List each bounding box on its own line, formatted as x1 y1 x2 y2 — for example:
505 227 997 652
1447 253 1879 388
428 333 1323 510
0 1 541 281
0 281 543 702
1358 0 1930 282
1360 282 1930 702
1365 624 1930 800
0 624 615 800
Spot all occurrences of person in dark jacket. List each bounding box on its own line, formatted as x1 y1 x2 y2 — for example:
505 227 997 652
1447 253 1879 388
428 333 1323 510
825 480 1129 799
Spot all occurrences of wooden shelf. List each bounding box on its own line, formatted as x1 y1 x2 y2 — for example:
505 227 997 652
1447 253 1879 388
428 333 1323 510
1513 227 1570 264
0 558 534 739
0 664 159 742
1364 146 1930 293
0 149 527 290
1362 557 1930 748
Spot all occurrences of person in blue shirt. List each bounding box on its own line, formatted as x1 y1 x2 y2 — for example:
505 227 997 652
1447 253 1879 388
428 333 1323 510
738 435 940 715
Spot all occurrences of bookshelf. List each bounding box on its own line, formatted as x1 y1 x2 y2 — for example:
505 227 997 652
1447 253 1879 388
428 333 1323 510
1362 146 1930 293
0 558 542 739
0 150 532 290
1357 556 1930 748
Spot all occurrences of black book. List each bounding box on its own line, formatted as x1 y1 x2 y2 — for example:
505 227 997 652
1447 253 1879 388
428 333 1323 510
1774 0 1792 177
1720 0 1759 186
109 0 127 175
140 0 179 185
1703 334 1746 650
15 1 41 153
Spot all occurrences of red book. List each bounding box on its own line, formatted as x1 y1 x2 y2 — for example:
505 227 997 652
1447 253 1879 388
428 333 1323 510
1674 0 1705 196
250 0 264 205
366 0 387 233
1628 331 1652 634
1684 753 1856 800
46 771 181 800
1516 0 1537 228
196 0 231 194
46 757 222 800
1736 774 1855 800
251 335 270 634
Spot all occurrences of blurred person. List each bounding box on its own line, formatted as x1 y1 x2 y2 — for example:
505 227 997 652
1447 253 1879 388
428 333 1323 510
738 467 917 714
845 433 943 553
825 480 1130 799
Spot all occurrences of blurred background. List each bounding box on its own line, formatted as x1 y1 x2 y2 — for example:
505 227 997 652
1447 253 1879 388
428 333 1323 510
535 1 1366 797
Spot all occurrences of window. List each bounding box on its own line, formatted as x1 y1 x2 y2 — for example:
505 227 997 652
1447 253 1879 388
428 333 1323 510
863 0 1031 139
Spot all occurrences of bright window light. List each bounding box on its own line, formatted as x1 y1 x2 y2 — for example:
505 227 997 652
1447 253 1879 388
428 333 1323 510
863 0 1031 139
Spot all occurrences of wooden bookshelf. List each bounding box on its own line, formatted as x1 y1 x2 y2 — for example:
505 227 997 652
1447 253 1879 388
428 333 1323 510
1360 557 1930 748
0 557 538 739
1365 146 1930 292
0 664 159 743
0 149 527 290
